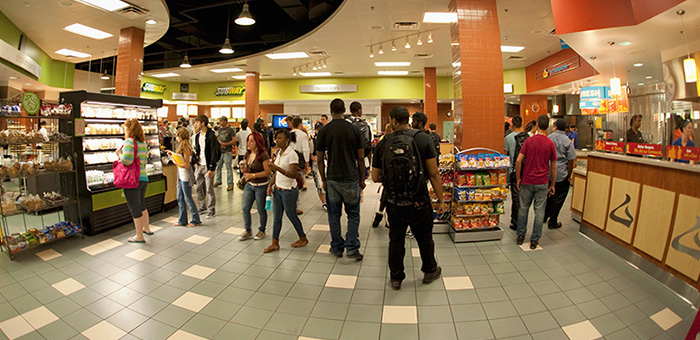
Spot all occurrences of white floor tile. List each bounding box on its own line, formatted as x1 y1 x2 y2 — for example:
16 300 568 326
520 243 543 252
172 292 213 312
650 308 682 331
81 320 127 340
382 305 418 324
162 216 180 224
317 244 331 254
35 249 62 261
562 320 602 340
311 224 330 231
21 306 58 330
81 244 108 256
443 276 474 290
0 315 34 340
298 337 324 340
184 235 211 245
97 239 122 250
223 227 246 235
182 265 216 280
167 329 208 340
325 274 357 289
52 278 86 296
126 249 155 261
411 248 420 258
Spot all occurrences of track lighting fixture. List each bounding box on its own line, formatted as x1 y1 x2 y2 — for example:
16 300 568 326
405 37 411 49
369 46 374 58
417 34 423 46
391 40 397 52
367 30 435 58
428 32 433 43
180 54 191 68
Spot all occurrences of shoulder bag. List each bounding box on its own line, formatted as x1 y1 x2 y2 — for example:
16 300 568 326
113 138 141 189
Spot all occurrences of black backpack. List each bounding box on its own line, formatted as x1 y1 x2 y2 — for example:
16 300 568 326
348 117 372 156
382 129 424 207
512 132 529 168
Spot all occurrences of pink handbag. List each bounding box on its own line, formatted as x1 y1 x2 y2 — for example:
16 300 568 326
113 139 141 189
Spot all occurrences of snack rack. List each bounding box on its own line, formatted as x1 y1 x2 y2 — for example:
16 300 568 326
432 153 455 233
0 101 83 260
59 91 165 235
449 148 510 243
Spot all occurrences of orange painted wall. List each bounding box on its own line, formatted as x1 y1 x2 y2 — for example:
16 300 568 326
525 48 598 93
519 95 548 125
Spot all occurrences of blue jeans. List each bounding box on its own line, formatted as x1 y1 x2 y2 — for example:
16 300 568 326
215 152 234 187
242 183 268 233
272 188 305 240
326 180 361 256
177 179 201 225
517 184 549 242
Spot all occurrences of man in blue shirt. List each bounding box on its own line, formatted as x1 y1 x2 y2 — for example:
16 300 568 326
544 119 577 229
567 125 578 149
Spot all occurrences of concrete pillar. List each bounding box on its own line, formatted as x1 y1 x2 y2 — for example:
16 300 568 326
245 72 260 124
115 27 145 97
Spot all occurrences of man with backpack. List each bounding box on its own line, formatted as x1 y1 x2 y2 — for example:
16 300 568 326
412 112 440 158
504 115 527 230
193 115 221 219
372 106 444 290
347 102 372 176
316 98 366 261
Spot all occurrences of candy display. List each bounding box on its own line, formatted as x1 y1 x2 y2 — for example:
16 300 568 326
454 187 508 202
3 222 82 253
457 153 510 170
430 186 452 202
439 153 455 168
452 215 499 231
455 170 508 187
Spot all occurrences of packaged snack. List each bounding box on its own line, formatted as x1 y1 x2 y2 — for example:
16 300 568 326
475 173 484 186
476 156 485 168
502 187 509 198
490 172 498 185
467 173 476 186
488 216 498 227
454 202 464 215
485 155 494 168
467 189 476 201
499 171 507 185
491 187 501 200
495 201 505 214
459 154 469 168
493 156 501 168
456 173 467 186
474 189 483 201
464 203 472 215
487 203 495 214
482 189 491 201
483 172 491 186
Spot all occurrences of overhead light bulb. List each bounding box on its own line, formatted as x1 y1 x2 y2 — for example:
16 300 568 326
416 35 423 46
100 72 110 80
293 68 297 76
219 38 234 54
684 58 697 83
322 60 327 69
553 104 559 113
378 44 384 54
312 63 318 70
405 37 411 49
427 32 433 43
369 46 374 58
235 2 255 26
610 77 621 96
180 54 191 68
391 40 397 52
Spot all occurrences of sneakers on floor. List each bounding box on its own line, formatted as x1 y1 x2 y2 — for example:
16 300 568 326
238 231 253 241
516 235 525 245
254 231 266 240
390 279 402 290
530 240 539 249
372 212 383 228
227 186 233 191
296 209 303 215
548 222 562 229
206 214 216 219
423 266 442 284
214 183 221 187
347 252 364 261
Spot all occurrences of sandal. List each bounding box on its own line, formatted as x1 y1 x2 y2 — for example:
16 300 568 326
291 238 308 248
128 237 145 243
263 244 280 253
144 231 154 235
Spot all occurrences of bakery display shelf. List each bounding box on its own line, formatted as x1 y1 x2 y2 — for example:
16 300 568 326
84 133 158 138
454 199 505 203
2 199 77 217
1 140 72 146
453 213 505 218
84 117 157 122
0 115 72 120
455 184 507 189
449 226 503 243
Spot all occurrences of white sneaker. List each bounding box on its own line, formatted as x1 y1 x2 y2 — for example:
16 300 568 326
238 231 253 241
254 231 266 240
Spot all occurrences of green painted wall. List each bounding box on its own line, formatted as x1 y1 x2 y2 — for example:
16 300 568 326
503 68 527 95
0 10 74 88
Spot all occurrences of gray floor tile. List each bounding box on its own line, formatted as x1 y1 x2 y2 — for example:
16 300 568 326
512 296 547 315
530 328 569 340
483 300 518 319
311 300 349 320
590 312 626 335
230 306 273 329
419 323 458 340
476 286 510 303
380 324 418 340
550 305 587 327
606 327 642 340
629 318 664 340
180 313 227 339
36 320 78 340
152 305 195 328
347 304 383 323
540 292 573 310
301 317 344 339
577 299 612 319
489 316 528 338
244 291 284 311
520 311 559 333
340 321 381 340
263 312 307 335
130 318 177 340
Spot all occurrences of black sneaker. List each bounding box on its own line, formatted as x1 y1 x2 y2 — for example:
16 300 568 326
423 266 442 284
516 235 525 245
347 252 364 261
372 212 383 228
390 279 402 290
530 240 539 250
509 223 517 230
329 248 343 258
548 222 562 229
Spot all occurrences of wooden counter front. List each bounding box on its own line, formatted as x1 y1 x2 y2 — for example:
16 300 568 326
579 152 700 288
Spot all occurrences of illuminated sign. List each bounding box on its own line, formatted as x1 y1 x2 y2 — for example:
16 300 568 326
535 56 580 81
215 86 246 96
141 82 167 94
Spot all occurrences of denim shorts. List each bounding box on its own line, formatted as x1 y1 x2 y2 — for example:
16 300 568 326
124 181 148 218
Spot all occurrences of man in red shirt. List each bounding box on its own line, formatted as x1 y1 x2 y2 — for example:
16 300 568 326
515 115 557 249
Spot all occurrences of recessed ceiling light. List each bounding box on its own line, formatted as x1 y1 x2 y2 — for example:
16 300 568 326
501 46 525 52
151 73 180 78
374 62 411 67
25 83 31 86
423 12 458 23
232 75 246 80
300 72 331 77
265 52 309 59
210 68 243 73
8 76 17 79
645 75 653 79
619 41 632 46
633 63 643 67
64 23 113 40
450 42 459 46
75 0 129 11
637 82 644 85
145 19 157 25
530 29 545 35
378 70 409 76
55 48 91 58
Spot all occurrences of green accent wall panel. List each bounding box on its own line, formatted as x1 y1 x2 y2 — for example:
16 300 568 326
91 180 166 211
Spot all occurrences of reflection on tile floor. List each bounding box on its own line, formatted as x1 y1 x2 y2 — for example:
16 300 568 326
0 182 695 339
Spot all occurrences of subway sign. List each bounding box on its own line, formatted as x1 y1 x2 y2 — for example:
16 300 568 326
215 86 246 96
535 56 580 81
141 82 167 94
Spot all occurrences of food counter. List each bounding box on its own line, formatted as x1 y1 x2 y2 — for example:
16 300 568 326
570 150 591 222
163 163 178 210
576 151 700 304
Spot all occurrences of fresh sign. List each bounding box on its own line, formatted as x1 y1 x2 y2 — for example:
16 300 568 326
141 82 167 94
215 86 246 96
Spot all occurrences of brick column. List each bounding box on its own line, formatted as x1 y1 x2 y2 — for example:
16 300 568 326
450 0 504 151
245 72 260 123
115 27 144 97
423 67 438 128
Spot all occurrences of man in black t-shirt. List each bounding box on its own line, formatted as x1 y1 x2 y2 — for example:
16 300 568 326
316 98 366 261
372 106 444 290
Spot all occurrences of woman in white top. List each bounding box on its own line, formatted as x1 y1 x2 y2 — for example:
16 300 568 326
264 129 308 253
167 128 201 226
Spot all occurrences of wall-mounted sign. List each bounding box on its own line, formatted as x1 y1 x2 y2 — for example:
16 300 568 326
580 86 610 100
626 143 663 157
667 145 700 162
300 84 357 93
172 92 197 100
21 91 40 115
535 56 580 81
0 39 42 78
503 83 514 94
215 86 246 96
141 82 167 94
180 83 189 93
580 86 629 115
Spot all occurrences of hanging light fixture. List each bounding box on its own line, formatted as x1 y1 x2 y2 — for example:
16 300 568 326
678 10 698 83
101 72 110 80
312 62 318 71
404 37 411 49
417 34 423 46
235 2 255 26
427 32 433 43
608 42 621 96
220 6 234 54
369 46 374 58
292 68 297 76
391 40 397 52
180 54 191 68
322 60 327 69
378 44 384 54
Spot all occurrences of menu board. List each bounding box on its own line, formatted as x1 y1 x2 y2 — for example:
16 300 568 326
595 140 624 153
667 145 700 162
626 143 663 157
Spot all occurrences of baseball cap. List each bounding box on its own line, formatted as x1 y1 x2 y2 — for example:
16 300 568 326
412 112 427 124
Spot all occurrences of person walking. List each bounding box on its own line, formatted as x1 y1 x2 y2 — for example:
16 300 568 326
168 128 201 227
264 129 308 253
215 117 236 191
193 115 220 219
515 115 557 249
235 119 252 176
372 107 443 290
544 119 576 229
504 115 527 230
117 119 152 243
290 117 310 197
310 122 328 211
371 123 394 229
239 132 272 240
317 98 366 261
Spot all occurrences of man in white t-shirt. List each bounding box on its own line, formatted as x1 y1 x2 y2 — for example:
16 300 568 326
235 119 252 176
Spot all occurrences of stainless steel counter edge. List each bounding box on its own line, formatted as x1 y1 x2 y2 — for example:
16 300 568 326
588 151 700 174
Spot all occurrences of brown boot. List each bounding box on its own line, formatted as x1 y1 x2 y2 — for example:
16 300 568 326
264 239 280 253
291 236 308 248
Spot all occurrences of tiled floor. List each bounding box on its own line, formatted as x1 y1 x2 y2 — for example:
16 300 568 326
0 180 696 339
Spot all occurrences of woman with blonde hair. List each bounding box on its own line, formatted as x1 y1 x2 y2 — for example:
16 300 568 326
167 128 201 227
116 119 151 243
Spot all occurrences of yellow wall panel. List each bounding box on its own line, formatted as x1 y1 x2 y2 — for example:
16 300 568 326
583 172 611 230
633 185 676 261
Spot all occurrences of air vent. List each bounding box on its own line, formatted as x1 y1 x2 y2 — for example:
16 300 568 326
235 64 248 67
308 51 327 56
261 74 272 77
413 54 433 59
393 22 419 31
546 28 557 36
333 71 345 75
116 4 149 19
507 55 525 60
410 71 422 74
369 25 385 31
